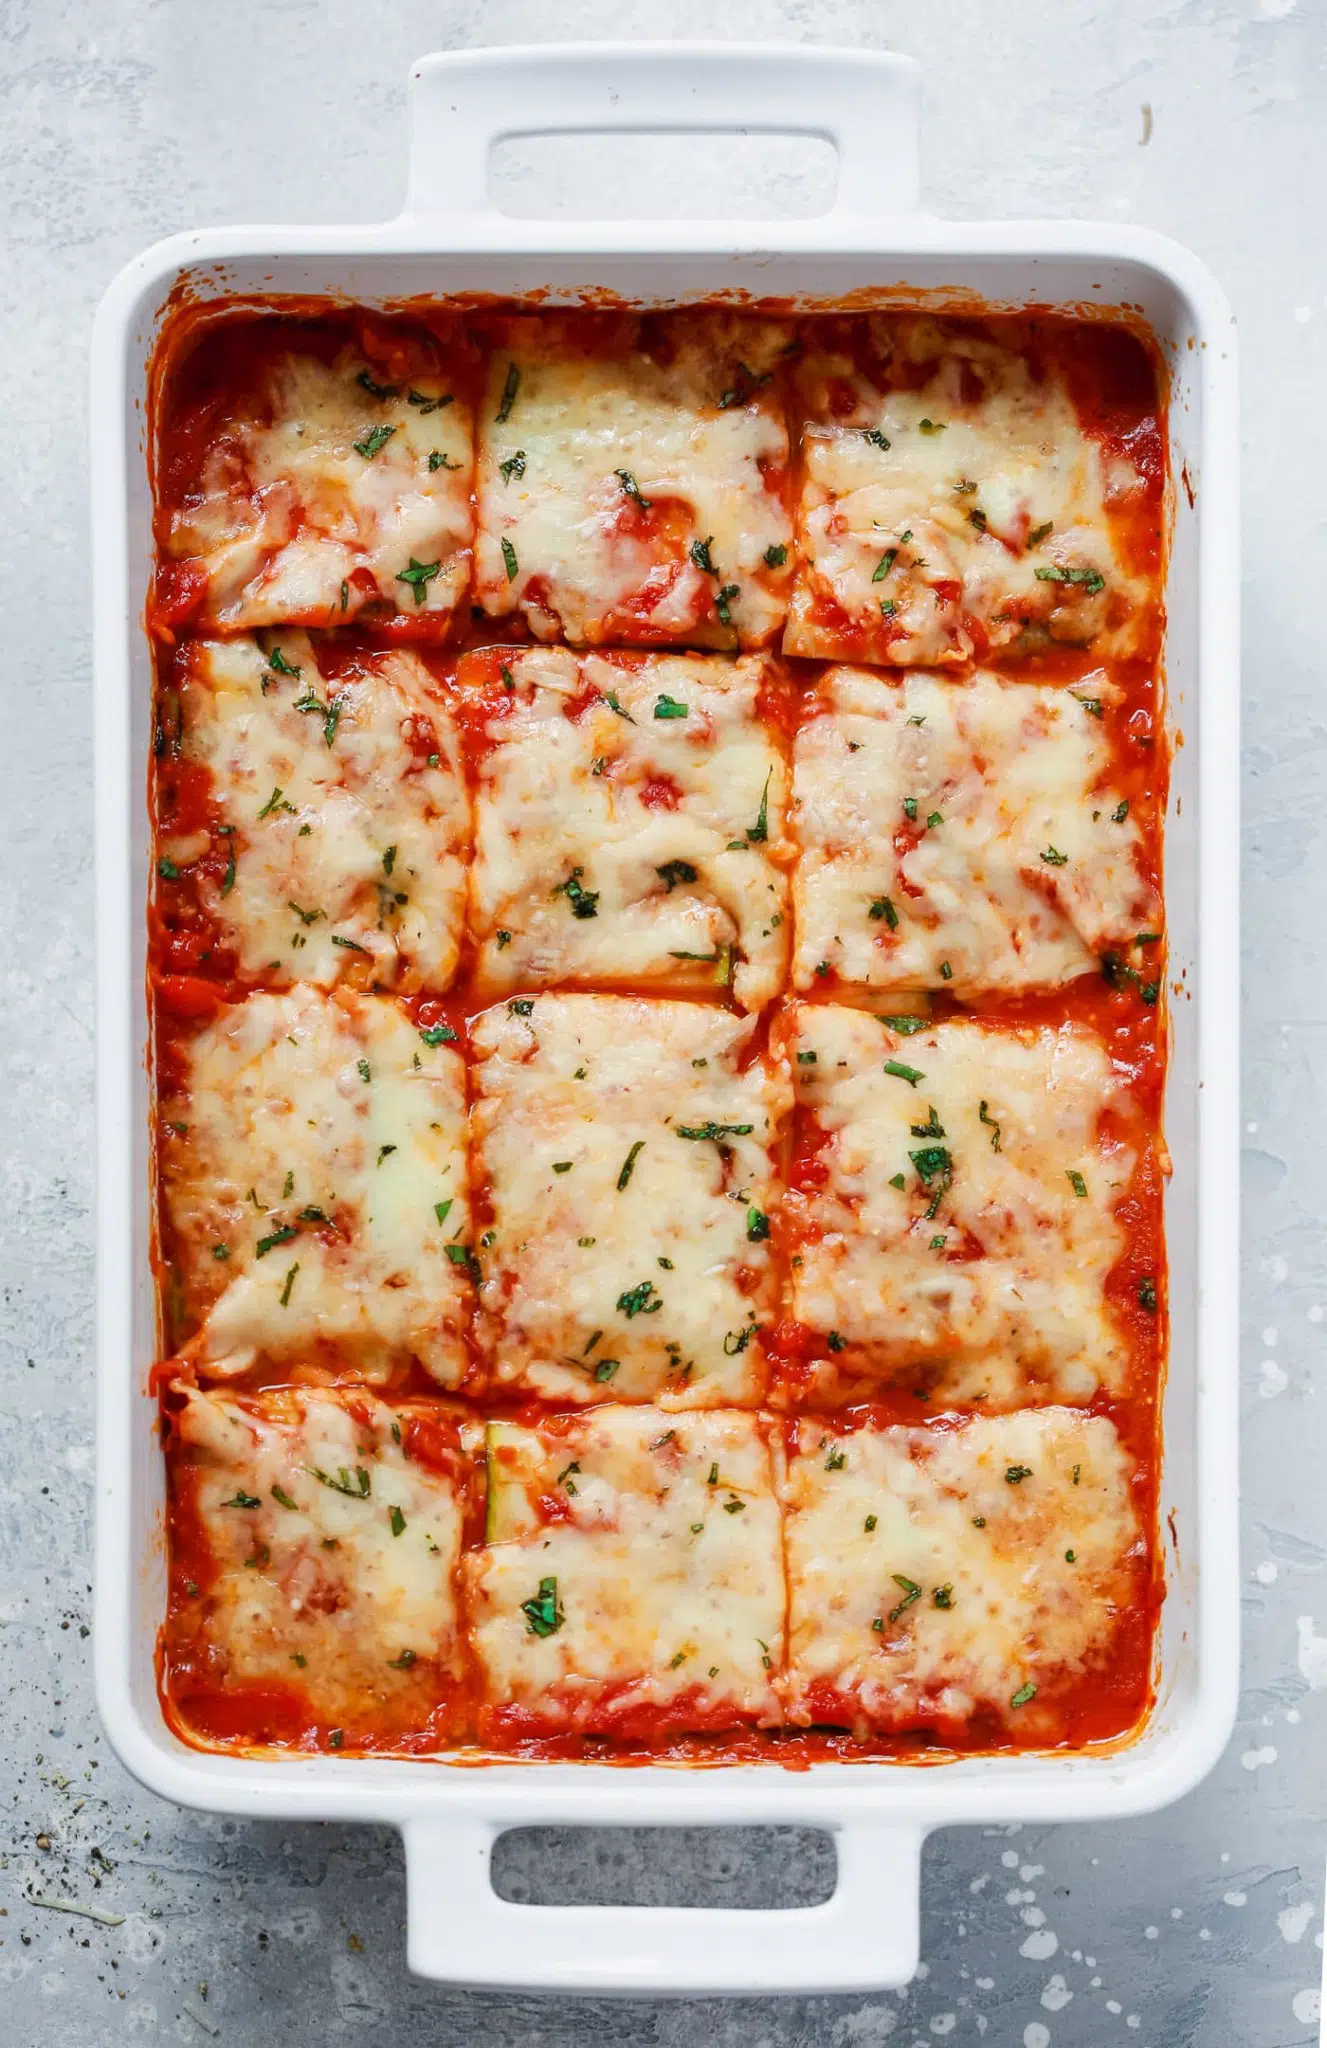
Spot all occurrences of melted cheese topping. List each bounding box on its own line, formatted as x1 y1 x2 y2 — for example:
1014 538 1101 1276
172 1387 465 1735
791 666 1159 994
464 647 791 1012
785 1004 1133 1406
470 995 790 1406
161 988 472 1384
468 1406 783 1733
472 315 793 648
166 349 473 629
782 1409 1143 1735
785 317 1147 665
172 635 468 991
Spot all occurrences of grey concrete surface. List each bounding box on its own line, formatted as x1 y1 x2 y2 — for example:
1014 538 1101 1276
0 0 1319 2040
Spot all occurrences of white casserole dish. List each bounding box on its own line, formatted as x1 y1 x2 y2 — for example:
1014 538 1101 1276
91 42 1241 1996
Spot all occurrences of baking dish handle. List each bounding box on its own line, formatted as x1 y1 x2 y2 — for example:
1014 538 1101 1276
403 1815 924 1994
404 42 922 226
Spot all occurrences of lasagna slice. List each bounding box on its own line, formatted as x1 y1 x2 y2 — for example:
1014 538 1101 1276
791 666 1160 996
470 994 790 1407
155 633 468 993
781 1004 1138 1407
467 1405 784 1741
154 321 474 636
461 646 791 1012
472 312 794 648
785 315 1154 666
163 1387 468 1749
159 987 474 1386
781 1409 1147 1741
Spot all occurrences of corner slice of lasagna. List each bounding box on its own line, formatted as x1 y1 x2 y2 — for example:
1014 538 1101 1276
154 633 469 993
780 1004 1141 1408
467 1405 784 1741
470 994 790 1407
461 647 792 1012
790 666 1160 997
154 320 475 636
781 1409 1149 1742
163 1387 469 1750
159 987 475 1386
785 316 1156 667
472 312 794 649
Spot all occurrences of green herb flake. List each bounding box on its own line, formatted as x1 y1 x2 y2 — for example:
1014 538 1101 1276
500 535 519 582
888 1574 923 1622
1005 1464 1033 1484
1028 520 1053 546
653 693 689 720
747 768 772 844
354 423 396 460
1040 845 1069 866
223 1491 261 1509
884 1060 924 1087
617 1279 663 1319
918 419 945 435
656 859 698 892
617 1141 645 1191
499 450 527 483
1138 1277 1158 1312
310 1465 371 1499
1034 563 1106 593
389 1505 406 1538
615 467 650 510
826 1330 846 1353
1010 1681 1037 1709
873 546 899 584
746 1207 771 1243
1113 799 1130 823
395 556 441 605
521 1576 563 1638
419 1022 457 1046
434 1199 453 1226
676 1120 754 1143
870 896 900 929
278 1262 300 1307
715 583 740 627
211 1242 230 1261
764 542 788 567
824 1445 846 1472
864 1514 878 1532
495 361 520 423
1066 1169 1088 1198
255 1225 298 1259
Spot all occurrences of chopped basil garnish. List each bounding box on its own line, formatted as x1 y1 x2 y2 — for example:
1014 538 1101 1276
223 1492 261 1509
690 535 716 575
870 897 900 929
1028 520 1053 546
653 694 689 720
615 468 650 510
1005 1464 1033 1484
747 769 772 844
278 1262 300 1307
396 557 441 604
656 859 698 891
500 535 519 582
555 865 599 919
1010 1681 1037 1708
884 1060 923 1087
1040 846 1068 866
521 1576 564 1638
888 1574 922 1621
978 1100 1001 1152
1066 1169 1088 1198
495 361 520 423
1138 1277 1158 1312
715 583 740 626
676 1121 754 1143
764 543 788 567
419 1023 457 1046
617 1279 663 1318
1035 563 1105 593
389 1505 406 1538
499 450 527 483
617 1141 645 1191
353 423 396 460
434 1199 453 1225
255 1226 298 1258
746 1207 770 1243
310 1465 371 1499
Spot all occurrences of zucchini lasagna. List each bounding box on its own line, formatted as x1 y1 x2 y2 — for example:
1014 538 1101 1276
150 303 1168 1762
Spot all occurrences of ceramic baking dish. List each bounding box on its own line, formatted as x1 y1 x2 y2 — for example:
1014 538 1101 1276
90 42 1241 1996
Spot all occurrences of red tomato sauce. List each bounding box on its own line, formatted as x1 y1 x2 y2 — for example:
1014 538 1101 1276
150 297 1169 1767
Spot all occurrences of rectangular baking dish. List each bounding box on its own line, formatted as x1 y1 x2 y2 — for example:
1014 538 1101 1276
91 41 1241 1996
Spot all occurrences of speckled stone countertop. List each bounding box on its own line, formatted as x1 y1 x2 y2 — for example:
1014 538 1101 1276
1 2 1320 2040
